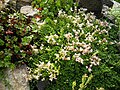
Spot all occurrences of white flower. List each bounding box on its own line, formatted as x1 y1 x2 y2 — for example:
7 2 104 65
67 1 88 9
90 55 101 66
100 21 108 27
73 53 81 57
54 20 57 23
41 78 45 81
49 73 57 81
53 34 59 38
68 15 73 19
73 53 83 64
46 34 59 45
70 7 74 11
64 33 73 41
109 42 115 45
81 43 89 48
72 41 76 46
66 46 74 51
102 38 108 43
31 45 37 49
55 54 60 59
79 47 84 52
27 74 32 80
47 61 51 67
32 75 39 80
74 6 77 12
59 49 68 60
86 65 92 72
82 48 90 54
33 49 39 54
85 34 95 42
64 57 70 60
67 23 70 28
78 23 84 29
58 10 63 16
99 29 108 34
40 44 44 50
86 20 93 27
29 61 59 81
37 21 45 28
51 38 56 44
75 42 82 46
82 8 87 12
75 57 84 64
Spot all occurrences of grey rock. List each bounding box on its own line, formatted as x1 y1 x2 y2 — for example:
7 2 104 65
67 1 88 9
37 80 49 90
16 0 31 10
20 6 38 16
0 0 10 10
75 0 103 17
103 0 114 7
4 64 30 90
0 0 32 11
102 0 120 23
104 14 115 23
20 0 31 3
112 0 120 8
0 81 5 90
20 6 33 14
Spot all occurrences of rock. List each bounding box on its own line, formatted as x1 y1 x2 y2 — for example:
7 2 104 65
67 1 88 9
75 0 103 17
20 6 37 16
0 0 32 11
0 81 5 90
21 0 31 3
0 0 10 10
112 0 120 8
37 80 49 90
103 14 115 23
20 6 33 14
103 0 114 7
0 1 3 10
16 0 31 10
102 0 120 23
4 64 30 90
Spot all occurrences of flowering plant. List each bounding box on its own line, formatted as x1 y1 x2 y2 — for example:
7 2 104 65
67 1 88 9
28 61 59 81
28 7 120 89
32 9 111 71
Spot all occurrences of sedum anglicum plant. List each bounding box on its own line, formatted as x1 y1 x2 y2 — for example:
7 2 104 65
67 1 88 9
27 7 120 89
28 61 59 81
31 9 112 72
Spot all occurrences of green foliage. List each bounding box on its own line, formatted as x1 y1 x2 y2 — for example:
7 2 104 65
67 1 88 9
32 0 74 18
110 4 120 31
79 74 93 90
0 0 120 90
0 8 37 69
115 0 120 3
29 5 119 89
